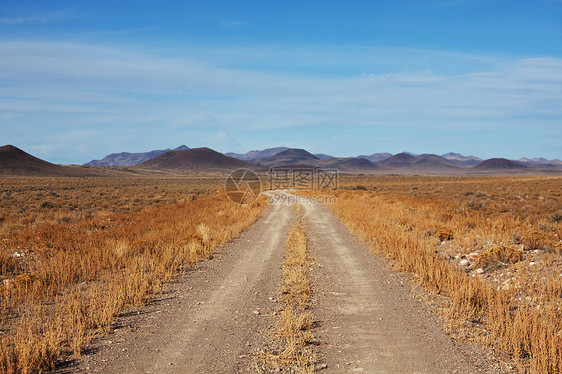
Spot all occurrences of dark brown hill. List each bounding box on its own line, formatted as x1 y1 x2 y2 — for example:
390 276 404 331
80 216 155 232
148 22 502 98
0 145 69 176
375 153 464 172
0 145 142 177
377 152 417 167
472 158 528 170
258 148 320 167
323 157 379 171
411 154 464 169
137 147 252 170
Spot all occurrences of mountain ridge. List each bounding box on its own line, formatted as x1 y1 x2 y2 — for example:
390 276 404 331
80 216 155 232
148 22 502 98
85 145 562 169
256 148 320 167
136 147 252 170
471 158 528 170
225 147 290 162
2 144 560 176
85 145 189 166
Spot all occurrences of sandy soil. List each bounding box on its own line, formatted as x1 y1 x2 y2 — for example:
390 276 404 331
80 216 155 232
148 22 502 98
61 193 514 373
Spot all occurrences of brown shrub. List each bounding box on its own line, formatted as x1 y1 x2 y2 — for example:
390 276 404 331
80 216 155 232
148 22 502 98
522 228 544 250
435 229 454 241
475 245 523 270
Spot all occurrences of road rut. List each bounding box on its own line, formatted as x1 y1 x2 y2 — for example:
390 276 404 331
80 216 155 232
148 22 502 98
301 198 506 373
69 201 295 373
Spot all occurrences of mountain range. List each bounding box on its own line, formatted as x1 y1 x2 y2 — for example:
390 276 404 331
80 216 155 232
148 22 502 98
138 147 251 170
85 145 189 166
1 144 561 177
225 147 290 161
0 145 131 177
85 145 562 170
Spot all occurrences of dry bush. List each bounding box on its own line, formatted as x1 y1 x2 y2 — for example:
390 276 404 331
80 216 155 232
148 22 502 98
435 229 454 241
521 228 545 250
475 245 523 270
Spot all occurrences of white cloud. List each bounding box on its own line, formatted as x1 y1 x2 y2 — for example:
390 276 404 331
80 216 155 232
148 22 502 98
1 40 561 162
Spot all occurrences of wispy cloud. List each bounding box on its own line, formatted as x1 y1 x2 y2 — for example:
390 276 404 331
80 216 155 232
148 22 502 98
0 10 76 25
1 40 561 162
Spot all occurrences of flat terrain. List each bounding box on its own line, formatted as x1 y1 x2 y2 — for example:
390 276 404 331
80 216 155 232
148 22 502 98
62 201 295 373
64 193 510 373
302 199 509 373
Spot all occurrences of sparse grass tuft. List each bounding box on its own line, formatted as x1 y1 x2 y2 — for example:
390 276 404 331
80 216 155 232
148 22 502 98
258 204 316 373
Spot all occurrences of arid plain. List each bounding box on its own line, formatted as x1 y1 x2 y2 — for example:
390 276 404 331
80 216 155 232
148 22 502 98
0 172 560 373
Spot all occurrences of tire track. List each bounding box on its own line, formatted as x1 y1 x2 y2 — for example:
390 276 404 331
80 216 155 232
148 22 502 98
300 199 494 373
70 201 294 373
70 192 506 373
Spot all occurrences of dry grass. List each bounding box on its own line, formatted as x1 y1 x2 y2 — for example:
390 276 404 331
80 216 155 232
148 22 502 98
305 175 562 373
0 177 266 373
475 245 524 271
258 204 316 373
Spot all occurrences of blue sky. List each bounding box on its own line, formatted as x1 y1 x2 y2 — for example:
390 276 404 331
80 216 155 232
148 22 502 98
1 1 561 163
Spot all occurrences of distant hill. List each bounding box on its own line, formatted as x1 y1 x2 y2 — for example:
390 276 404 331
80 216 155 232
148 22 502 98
137 147 252 170
411 154 464 170
0 145 131 177
472 158 528 170
85 145 189 166
0 145 69 176
4 144 559 176
257 148 320 167
375 153 464 171
225 148 561 171
377 152 418 168
518 157 562 168
441 152 482 166
357 152 392 163
256 148 382 172
225 147 290 162
324 157 379 171
314 153 334 160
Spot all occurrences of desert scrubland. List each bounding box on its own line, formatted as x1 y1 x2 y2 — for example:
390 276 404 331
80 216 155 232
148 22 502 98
312 175 561 372
0 177 266 373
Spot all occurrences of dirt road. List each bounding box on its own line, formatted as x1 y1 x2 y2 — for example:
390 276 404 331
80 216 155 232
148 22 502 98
67 193 509 373
300 199 508 373
66 201 295 373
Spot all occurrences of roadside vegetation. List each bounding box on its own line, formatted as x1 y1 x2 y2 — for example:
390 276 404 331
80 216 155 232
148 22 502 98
0 177 266 373
311 176 561 373
258 204 316 373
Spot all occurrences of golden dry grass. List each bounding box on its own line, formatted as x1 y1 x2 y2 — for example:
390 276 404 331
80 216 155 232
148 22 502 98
306 175 561 373
0 177 267 373
258 204 315 373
